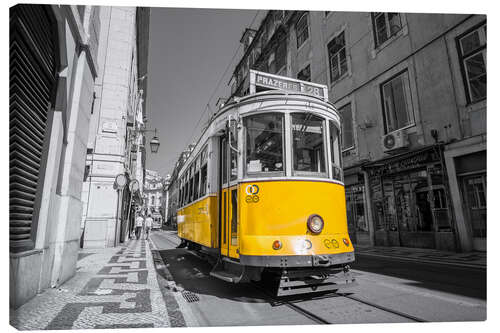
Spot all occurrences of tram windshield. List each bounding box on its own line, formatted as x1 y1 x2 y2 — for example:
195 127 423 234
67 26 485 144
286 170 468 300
329 120 342 181
243 112 343 181
244 113 285 175
291 113 327 177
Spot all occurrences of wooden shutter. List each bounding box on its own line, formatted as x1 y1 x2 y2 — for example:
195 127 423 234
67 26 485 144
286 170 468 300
10 5 57 251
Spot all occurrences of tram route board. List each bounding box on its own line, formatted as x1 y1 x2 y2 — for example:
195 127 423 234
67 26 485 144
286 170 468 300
249 70 329 102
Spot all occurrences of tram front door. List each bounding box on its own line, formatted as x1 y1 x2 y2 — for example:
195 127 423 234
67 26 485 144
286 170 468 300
219 135 239 258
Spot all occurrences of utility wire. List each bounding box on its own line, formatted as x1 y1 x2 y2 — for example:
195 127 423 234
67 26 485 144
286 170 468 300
182 10 261 150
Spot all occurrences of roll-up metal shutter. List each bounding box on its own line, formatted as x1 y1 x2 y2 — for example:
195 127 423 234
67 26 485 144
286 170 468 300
10 4 57 251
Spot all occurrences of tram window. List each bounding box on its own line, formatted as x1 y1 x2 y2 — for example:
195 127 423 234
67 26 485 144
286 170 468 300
222 138 228 184
244 113 284 175
291 113 327 177
185 175 189 204
189 175 194 203
329 120 342 181
193 170 200 200
182 174 186 204
230 131 238 181
200 164 207 197
200 145 208 196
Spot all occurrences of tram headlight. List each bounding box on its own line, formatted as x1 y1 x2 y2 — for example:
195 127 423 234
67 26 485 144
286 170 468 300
307 214 324 234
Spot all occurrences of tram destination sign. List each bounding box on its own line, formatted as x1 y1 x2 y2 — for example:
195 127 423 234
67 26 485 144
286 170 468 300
250 70 328 101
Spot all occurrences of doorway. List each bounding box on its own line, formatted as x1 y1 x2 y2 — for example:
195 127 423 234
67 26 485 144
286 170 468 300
218 134 239 258
462 173 486 251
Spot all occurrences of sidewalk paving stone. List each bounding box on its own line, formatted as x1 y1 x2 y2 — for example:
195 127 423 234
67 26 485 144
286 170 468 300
10 239 175 330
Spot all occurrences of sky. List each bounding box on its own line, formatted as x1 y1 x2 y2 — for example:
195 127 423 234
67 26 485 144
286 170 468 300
145 7 263 177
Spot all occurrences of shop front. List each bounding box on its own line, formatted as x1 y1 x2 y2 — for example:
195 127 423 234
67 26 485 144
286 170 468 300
364 145 456 251
344 169 370 245
444 143 486 252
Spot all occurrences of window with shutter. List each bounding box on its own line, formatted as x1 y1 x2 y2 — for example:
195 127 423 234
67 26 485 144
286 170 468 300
10 4 57 252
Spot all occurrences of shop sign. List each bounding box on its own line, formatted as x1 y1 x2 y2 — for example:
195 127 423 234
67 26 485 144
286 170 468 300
347 184 364 193
367 148 440 177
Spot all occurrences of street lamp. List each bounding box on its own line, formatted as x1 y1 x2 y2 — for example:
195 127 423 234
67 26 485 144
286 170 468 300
150 129 160 153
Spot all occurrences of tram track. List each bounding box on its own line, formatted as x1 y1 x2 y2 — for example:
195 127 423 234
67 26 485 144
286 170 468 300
153 231 428 324
338 293 427 323
252 281 428 324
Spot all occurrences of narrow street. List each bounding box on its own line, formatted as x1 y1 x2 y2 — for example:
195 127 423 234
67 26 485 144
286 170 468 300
149 230 486 326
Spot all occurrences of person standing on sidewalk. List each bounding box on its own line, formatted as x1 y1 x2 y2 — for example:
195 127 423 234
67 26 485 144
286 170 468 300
145 214 153 240
135 213 144 240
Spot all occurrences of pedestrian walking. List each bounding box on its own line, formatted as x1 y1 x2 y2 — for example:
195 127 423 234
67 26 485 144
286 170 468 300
135 213 144 240
145 214 153 240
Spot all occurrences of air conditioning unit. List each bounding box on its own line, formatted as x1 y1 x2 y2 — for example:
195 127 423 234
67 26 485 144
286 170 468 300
382 129 409 153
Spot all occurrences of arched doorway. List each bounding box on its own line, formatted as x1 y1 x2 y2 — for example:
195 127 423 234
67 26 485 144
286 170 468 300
10 4 58 252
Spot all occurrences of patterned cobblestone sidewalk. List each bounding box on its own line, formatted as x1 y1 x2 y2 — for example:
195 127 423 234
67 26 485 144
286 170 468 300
10 239 175 330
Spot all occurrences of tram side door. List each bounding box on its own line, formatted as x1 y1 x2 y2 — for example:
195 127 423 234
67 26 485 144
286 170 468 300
219 132 239 259
219 136 229 257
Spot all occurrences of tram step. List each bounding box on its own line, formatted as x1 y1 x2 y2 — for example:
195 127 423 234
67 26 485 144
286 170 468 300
209 259 246 283
209 270 240 283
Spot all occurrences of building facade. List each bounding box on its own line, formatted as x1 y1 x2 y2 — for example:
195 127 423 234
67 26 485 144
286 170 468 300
10 5 100 308
229 11 486 252
143 170 165 225
80 7 150 248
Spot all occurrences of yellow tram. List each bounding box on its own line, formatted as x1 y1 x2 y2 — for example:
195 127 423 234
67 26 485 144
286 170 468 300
170 70 356 295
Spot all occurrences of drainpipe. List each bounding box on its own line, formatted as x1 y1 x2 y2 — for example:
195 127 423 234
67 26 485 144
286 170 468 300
114 188 122 247
363 170 375 246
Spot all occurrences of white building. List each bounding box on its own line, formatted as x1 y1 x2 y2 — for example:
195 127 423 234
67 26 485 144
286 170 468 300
10 5 100 308
144 170 165 225
80 6 150 248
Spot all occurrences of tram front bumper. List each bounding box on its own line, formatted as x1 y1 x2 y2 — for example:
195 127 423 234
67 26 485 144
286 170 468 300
239 251 355 268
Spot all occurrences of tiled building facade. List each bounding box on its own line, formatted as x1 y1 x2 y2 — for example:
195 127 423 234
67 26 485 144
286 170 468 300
229 11 486 252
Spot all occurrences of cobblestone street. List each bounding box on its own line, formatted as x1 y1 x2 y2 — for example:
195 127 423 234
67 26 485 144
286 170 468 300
10 239 177 330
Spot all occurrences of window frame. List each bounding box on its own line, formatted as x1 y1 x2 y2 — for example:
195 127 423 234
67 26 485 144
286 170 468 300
329 119 343 181
380 69 415 135
243 112 286 178
456 21 487 105
297 64 311 82
327 30 348 84
296 12 309 50
338 103 355 151
290 112 329 178
371 12 402 48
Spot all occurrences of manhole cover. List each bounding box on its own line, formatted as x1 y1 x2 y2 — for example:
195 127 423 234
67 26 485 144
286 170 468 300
181 291 200 303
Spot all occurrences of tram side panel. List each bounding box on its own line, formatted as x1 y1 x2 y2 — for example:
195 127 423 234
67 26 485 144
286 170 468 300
177 138 220 249
239 180 354 257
